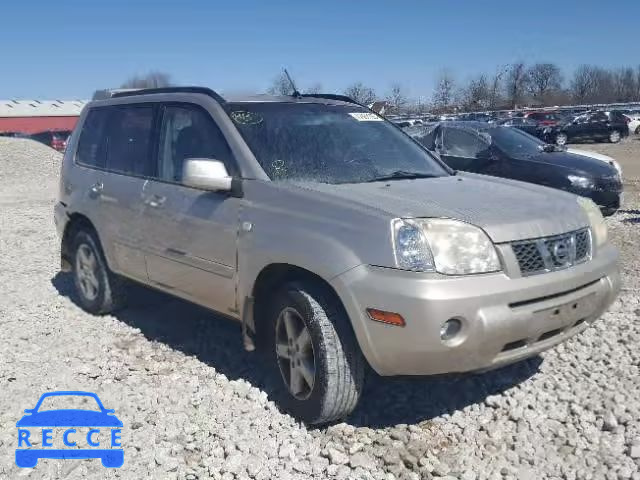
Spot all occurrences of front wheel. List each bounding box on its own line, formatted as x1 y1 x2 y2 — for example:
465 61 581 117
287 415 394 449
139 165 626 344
268 282 364 424
609 130 621 143
555 132 568 146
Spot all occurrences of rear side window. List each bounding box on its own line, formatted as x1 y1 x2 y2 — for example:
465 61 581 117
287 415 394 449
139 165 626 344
76 105 154 176
442 128 488 158
76 108 110 168
105 106 155 176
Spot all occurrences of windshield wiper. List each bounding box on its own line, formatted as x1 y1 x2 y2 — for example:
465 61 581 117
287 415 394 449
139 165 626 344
366 170 441 183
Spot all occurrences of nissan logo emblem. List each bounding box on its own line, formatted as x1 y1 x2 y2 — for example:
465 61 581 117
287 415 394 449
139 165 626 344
552 241 570 263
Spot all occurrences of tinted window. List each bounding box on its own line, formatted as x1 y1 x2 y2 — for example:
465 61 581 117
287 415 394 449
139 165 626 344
490 127 544 157
157 105 233 183
442 128 488 158
76 108 110 168
105 106 154 176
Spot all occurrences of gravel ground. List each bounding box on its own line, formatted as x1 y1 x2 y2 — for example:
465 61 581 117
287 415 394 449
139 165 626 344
0 137 638 480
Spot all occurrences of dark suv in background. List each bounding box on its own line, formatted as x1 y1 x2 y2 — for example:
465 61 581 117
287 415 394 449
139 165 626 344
543 111 629 146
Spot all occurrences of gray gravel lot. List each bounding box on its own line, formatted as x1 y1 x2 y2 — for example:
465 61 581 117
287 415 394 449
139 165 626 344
0 137 638 480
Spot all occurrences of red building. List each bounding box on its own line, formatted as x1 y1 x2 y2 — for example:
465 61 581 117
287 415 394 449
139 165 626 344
0 99 87 134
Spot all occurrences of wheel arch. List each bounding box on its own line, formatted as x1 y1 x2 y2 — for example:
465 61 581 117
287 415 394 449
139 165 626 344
248 263 354 349
60 213 99 271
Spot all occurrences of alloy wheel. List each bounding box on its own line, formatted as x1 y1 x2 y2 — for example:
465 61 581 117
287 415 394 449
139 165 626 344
275 307 316 400
610 131 621 143
556 133 568 146
75 244 99 301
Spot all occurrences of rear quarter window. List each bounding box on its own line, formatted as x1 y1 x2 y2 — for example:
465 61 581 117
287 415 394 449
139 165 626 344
76 108 110 168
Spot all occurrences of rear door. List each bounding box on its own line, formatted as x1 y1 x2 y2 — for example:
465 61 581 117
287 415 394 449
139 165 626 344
140 103 241 314
588 112 609 139
73 105 155 281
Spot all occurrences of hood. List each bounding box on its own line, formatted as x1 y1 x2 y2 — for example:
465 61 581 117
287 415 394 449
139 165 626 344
516 151 618 176
567 148 622 175
16 410 123 427
294 174 588 243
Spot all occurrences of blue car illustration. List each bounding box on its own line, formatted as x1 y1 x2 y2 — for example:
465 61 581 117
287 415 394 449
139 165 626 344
16 391 123 468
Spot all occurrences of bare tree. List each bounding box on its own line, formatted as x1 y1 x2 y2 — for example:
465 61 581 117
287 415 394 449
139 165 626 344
504 62 528 108
267 72 294 96
344 82 377 105
432 71 456 112
526 63 563 104
612 67 636 102
570 65 616 104
460 74 491 111
489 65 509 109
303 83 323 94
385 83 408 113
120 71 173 89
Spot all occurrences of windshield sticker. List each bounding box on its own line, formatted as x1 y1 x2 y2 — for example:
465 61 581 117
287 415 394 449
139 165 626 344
348 112 383 122
230 111 263 125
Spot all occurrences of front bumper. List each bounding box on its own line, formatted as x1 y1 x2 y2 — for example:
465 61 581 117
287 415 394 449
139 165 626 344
331 244 620 376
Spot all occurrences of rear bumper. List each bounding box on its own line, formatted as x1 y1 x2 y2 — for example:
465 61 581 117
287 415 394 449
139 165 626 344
332 244 620 376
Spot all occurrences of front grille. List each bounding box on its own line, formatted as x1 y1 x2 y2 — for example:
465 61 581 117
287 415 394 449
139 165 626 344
511 228 591 276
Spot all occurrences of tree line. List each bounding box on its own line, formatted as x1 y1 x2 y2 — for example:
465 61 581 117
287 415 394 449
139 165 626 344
115 63 640 115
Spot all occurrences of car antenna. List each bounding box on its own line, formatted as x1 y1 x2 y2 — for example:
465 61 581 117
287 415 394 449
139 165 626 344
283 68 301 98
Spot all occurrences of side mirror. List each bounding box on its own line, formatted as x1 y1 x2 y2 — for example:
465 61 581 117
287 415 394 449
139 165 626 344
182 158 232 192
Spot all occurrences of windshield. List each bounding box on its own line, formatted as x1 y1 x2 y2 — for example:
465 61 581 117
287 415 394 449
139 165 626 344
227 102 449 184
489 126 547 158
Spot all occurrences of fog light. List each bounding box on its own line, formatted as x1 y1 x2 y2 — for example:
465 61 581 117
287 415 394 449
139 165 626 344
440 318 462 341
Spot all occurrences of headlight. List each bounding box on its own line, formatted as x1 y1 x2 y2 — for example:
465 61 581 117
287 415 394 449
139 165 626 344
577 197 607 247
568 174 595 189
392 218 501 274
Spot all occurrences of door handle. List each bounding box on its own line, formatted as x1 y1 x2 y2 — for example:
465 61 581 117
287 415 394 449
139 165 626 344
145 194 166 208
88 182 103 198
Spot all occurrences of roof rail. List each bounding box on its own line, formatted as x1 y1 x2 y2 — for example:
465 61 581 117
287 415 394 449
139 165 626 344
110 86 226 104
299 93 364 107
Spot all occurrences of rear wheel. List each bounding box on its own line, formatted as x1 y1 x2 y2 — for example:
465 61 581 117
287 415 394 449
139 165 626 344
609 130 621 143
267 282 364 424
635 125 640 135
72 230 127 314
555 132 568 146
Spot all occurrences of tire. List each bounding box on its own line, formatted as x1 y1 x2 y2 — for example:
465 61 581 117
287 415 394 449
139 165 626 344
266 281 364 424
609 130 621 143
71 229 127 315
555 132 568 146
635 126 640 135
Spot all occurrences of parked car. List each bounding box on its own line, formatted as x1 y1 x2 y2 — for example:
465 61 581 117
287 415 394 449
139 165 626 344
627 116 640 135
543 111 629 146
406 122 622 215
496 117 543 136
0 131 28 138
30 129 72 151
56 87 620 423
523 111 567 126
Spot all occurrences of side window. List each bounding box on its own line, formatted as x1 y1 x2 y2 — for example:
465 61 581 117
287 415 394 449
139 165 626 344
157 105 233 183
105 106 155 176
442 128 488 158
76 108 110 168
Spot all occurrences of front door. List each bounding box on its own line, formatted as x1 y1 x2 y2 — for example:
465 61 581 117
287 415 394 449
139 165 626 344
141 104 241 315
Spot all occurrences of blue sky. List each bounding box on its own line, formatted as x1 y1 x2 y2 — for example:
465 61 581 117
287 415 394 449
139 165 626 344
1 0 638 100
